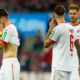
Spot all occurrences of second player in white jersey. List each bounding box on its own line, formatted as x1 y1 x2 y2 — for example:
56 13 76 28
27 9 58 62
70 23 80 68
69 23 80 80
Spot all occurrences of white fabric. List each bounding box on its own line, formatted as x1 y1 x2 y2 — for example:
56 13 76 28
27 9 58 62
50 69 71 80
2 24 20 46
69 23 80 80
70 68 80 80
0 58 20 80
49 23 78 71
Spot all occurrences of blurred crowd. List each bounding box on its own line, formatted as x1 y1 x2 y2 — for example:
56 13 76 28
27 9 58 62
0 0 79 12
19 30 52 72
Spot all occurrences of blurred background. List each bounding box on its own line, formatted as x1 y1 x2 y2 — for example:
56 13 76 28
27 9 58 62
0 0 80 80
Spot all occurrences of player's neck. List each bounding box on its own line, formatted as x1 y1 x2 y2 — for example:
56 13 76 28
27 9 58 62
70 20 80 26
56 18 65 25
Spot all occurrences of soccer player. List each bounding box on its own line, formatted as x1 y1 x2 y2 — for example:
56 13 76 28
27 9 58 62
0 9 20 80
49 4 80 78
68 4 80 79
44 5 80 80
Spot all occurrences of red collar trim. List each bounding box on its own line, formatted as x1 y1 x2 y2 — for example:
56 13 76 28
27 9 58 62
70 21 80 26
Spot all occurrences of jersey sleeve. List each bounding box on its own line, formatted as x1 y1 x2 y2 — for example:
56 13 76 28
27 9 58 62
48 26 61 42
1 27 12 43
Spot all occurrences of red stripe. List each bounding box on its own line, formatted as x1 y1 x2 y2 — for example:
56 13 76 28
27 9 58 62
0 40 7 44
48 38 56 43
70 21 80 26
12 64 14 80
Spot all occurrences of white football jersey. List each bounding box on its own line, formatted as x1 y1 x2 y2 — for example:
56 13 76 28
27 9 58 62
1 24 20 46
69 23 80 68
49 23 79 72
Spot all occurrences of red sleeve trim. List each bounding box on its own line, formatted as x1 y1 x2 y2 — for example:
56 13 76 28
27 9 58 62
0 40 8 44
48 38 56 43
11 64 14 80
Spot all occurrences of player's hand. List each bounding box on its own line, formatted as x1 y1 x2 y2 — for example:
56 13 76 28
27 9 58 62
48 19 56 32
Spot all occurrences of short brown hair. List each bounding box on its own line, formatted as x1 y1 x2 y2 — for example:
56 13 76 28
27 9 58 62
54 5 66 16
69 4 79 11
0 8 8 17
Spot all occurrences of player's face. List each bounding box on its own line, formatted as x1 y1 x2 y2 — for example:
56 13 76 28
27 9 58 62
69 9 79 22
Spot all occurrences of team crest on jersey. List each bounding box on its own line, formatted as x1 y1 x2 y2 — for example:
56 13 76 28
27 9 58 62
69 29 74 33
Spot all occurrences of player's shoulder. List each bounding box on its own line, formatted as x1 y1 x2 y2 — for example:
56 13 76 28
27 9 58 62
9 24 16 28
55 22 70 29
4 24 17 34
7 24 17 30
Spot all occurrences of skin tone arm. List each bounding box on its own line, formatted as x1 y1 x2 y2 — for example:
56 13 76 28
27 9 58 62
0 24 5 49
44 19 56 48
44 15 65 48
0 41 6 48
75 40 80 63
0 33 6 49
75 39 80 75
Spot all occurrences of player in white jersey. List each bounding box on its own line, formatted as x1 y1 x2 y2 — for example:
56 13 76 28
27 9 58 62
69 24 80 80
68 4 80 80
44 5 80 80
0 9 20 80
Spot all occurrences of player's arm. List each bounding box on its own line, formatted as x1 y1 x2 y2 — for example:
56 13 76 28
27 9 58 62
44 38 53 48
0 23 5 48
44 24 60 48
0 28 11 49
48 19 56 33
0 31 6 48
0 40 6 48
44 19 57 48
75 40 80 64
75 32 80 64
75 39 80 75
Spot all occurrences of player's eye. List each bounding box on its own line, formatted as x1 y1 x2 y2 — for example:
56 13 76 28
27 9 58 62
69 13 72 15
73 13 76 15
